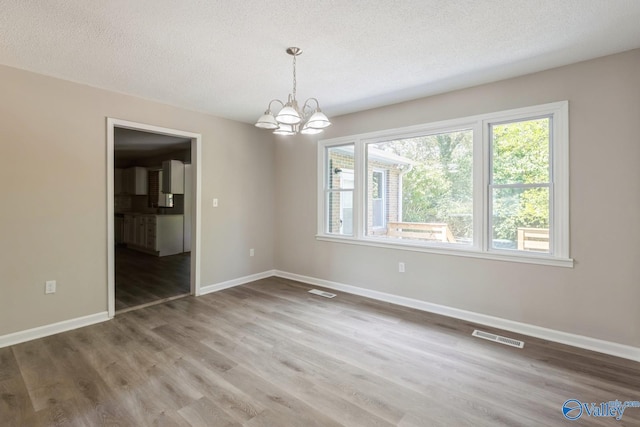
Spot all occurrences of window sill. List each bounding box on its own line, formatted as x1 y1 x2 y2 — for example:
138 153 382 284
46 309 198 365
315 235 574 268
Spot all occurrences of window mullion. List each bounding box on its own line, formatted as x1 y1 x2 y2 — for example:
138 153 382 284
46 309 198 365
490 183 550 189
354 140 365 239
479 120 490 252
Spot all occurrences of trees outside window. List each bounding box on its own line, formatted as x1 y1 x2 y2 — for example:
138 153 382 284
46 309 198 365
365 129 473 244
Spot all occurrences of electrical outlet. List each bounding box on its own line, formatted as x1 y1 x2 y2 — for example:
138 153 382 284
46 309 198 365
398 262 405 273
45 280 56 294
250 248 255 257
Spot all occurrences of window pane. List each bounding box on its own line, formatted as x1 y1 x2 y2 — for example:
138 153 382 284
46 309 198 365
327 145 354 189
371 171 385 228
372 171 383 199
492 118 550 185
365 130 473 244
327 191 353 235
491 187 549 253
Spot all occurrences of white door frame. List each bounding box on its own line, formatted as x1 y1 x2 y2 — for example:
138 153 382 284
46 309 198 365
106 118 202 318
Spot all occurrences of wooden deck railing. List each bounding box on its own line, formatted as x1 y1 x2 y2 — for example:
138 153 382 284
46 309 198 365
384 223 549 250
386 222 456 243
517 227 549 252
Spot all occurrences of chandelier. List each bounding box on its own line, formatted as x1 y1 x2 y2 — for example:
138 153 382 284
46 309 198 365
255 47 331 135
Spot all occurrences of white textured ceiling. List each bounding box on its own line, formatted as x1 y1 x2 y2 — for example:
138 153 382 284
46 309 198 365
2 1 640 124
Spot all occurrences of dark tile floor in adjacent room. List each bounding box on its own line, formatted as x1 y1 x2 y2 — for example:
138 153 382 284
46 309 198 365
115 246 190 312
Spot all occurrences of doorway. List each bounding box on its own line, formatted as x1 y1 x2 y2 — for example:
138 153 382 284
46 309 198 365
106 119 201 318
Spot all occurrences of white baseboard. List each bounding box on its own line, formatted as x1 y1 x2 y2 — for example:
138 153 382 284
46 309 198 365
199 270 276 296
0 270 275 349
274 270 640 362
0 312 110 349
4 271 638 363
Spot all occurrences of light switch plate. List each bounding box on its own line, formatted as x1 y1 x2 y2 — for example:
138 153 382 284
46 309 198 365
45 280 56 294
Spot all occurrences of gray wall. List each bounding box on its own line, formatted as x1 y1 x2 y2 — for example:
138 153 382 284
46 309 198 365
0 64 275 336
2 49 638 349
274 49 640 348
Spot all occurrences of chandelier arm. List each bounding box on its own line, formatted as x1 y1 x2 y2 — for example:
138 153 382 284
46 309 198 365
302 98 320 113
267 99 285 112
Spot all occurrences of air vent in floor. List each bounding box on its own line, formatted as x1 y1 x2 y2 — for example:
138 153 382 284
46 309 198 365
472 329 524 348
308 289 337 298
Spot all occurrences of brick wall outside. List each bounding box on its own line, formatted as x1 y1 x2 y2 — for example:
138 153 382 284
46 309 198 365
327 147 405 236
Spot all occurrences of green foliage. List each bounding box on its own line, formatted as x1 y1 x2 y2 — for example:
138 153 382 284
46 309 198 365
384 130 473 239
381 118 550 243
492 187 549 242
491 119 550 241
492 118 549 184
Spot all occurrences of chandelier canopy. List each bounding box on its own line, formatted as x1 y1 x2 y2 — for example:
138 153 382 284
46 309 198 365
255 47 331 135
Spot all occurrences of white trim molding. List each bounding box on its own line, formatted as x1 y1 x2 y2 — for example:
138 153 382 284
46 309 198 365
316 235 573 268
4 271 637 363
200 270 276 296
273 270 640 362
106 118 203 315
0 312 109 349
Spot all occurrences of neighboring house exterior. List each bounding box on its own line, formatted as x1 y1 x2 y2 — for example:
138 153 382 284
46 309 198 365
327 146 413 236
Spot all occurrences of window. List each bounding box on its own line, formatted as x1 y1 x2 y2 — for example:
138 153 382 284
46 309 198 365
490 117 551 253
365 129 473 244
318 102 571 267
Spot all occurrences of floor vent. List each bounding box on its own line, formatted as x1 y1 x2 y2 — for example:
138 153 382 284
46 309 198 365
308 289 337 298
472 329 524 348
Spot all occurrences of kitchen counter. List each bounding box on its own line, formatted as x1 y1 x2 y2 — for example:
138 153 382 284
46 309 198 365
120 214 185 256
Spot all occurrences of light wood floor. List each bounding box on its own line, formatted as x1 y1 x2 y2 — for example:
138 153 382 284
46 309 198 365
115 246 190 312
2 277 639 426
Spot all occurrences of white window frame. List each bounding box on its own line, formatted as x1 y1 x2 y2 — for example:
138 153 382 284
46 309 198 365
317 101 572 267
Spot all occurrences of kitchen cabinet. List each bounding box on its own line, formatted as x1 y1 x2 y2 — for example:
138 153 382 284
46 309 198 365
135 215 148 247
123 167 148 195
123 215 136 244
154 215 184 256
124 214 184 256
162 160 184 194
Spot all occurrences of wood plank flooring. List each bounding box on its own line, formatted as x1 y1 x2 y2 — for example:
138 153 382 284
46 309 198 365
2 277 639 426
115 246 190 312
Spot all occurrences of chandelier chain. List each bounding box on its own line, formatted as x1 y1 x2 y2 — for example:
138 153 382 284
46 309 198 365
292 53 297 100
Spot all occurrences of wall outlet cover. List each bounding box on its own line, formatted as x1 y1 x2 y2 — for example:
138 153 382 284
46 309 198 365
45 280 56 294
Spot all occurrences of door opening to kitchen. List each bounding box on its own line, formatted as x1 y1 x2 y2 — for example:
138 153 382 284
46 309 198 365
113 126 194 314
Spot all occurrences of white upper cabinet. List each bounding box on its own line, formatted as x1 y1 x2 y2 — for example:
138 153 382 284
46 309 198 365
162 160 184 194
